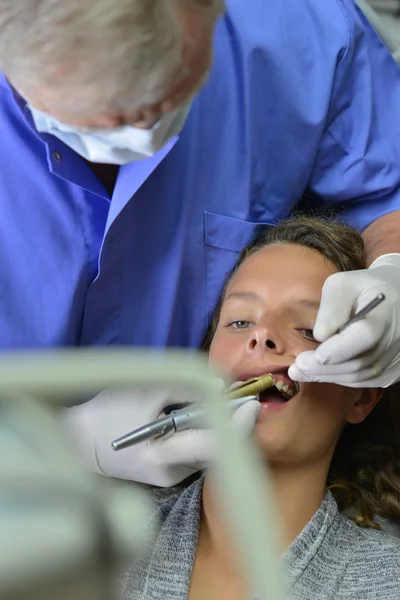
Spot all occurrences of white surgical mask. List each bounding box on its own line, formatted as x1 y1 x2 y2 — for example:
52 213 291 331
28 101 192 164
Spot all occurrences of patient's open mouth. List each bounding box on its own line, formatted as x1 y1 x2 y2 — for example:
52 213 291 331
259 371 299 404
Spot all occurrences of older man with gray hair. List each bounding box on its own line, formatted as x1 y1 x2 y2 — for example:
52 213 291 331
1 0 400 486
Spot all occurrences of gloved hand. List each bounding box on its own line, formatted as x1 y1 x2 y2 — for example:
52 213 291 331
62 386 261 487
288 253 400 388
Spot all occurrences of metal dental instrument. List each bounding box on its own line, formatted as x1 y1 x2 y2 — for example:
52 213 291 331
111 394 256 450
111 373 275 451
336 293 385 335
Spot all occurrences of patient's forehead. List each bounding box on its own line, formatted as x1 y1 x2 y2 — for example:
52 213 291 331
226 243 337 300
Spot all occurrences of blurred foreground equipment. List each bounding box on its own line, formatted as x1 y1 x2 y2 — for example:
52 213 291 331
0 350 287 600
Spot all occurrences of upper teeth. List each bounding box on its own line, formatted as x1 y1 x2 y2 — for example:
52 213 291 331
274 379 296 399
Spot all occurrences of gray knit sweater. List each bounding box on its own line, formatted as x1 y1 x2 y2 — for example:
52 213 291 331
121 476 400 600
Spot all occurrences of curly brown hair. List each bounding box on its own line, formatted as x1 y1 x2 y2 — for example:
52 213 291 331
204 215 400 529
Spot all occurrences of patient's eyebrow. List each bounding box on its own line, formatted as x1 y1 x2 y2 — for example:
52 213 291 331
224 291 263 303
225 293 320 310
289 298 320 311
224 292 320 312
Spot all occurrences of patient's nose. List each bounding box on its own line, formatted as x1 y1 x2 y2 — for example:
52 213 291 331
245 326 284 354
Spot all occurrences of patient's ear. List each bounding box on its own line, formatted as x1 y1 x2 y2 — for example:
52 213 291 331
346 389 384 425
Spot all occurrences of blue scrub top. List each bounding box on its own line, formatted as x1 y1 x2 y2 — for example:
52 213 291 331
1 0 400 350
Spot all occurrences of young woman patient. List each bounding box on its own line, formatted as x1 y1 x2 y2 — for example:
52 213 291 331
121 217 400 600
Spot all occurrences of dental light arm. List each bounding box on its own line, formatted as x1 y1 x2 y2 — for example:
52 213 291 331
0 350 287 600
1 389 155 600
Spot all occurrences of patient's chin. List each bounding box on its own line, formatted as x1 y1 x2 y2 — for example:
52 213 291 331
252 423 291 463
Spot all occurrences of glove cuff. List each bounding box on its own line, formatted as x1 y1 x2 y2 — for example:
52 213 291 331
369 252 400 271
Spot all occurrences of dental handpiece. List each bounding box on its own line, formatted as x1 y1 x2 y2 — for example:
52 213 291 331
111 373 275 451
225 373 275 400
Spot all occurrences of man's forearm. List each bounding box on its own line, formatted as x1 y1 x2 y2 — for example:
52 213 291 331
362 211 400 266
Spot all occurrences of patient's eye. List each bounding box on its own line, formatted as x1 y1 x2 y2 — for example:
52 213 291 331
229 320 251 329
298 328 317 342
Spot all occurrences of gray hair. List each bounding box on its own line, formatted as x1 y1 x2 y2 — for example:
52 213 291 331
0 0 224 116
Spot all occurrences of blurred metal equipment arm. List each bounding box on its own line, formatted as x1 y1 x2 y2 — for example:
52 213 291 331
0 350 287 600
1 389 156 600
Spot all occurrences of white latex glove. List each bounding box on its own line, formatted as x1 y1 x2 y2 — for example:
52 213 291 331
62 386 261 487
288 253 400 388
